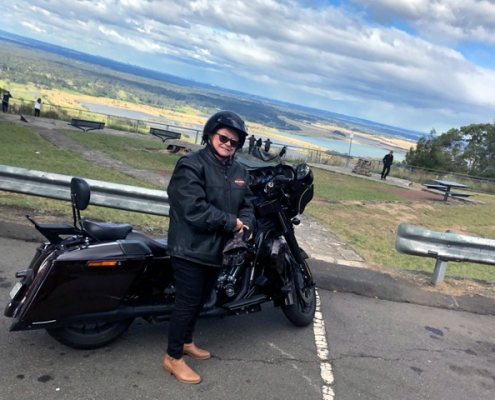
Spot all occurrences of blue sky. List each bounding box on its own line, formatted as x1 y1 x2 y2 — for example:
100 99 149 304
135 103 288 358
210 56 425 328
1 0 494 134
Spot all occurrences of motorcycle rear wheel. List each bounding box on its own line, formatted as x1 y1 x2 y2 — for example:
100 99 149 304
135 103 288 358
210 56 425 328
46 318 135 350
282 261 316 327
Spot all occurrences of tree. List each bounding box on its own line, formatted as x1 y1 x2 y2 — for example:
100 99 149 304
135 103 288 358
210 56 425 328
405 122 495 178
460 123 495 177
405 131 444 169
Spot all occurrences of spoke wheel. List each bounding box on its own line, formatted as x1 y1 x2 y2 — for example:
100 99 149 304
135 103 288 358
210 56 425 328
46 318 134 350
282 261 316 327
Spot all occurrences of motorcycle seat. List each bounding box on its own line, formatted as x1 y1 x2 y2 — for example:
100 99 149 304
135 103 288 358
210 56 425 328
126 230 168 257
81 220 133 241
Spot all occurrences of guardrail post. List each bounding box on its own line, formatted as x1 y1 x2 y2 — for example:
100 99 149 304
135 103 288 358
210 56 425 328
431 259 448 285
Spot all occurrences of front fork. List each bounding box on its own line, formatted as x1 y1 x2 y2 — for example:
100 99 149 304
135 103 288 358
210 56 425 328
277 213 316 288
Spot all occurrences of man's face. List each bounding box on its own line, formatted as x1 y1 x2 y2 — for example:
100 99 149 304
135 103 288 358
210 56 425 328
211 127 240 158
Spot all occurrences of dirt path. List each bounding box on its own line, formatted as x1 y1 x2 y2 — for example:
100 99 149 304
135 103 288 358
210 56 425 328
36 125 172 187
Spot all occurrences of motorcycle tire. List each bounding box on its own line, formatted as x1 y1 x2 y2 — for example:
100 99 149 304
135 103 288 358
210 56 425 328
282 261 316 327
46 318 135 350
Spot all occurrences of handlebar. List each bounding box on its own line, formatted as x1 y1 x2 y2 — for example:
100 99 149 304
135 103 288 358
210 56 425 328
270 175 292 186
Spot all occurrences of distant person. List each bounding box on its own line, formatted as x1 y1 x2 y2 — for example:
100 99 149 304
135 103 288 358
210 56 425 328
256 137 262 148
279 146 287 158
264 138 272 152
381 151 394 180
2 90 12 113
248 134 256 154
34 98 42 117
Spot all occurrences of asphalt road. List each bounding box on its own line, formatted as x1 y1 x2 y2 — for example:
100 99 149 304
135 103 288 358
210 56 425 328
1 237 494 399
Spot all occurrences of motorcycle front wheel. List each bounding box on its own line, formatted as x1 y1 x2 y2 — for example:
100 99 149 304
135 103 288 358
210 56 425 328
46 318 135 350
282 261 316 327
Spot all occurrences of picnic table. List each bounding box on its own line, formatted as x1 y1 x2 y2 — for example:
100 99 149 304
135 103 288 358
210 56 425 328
423 179 471 201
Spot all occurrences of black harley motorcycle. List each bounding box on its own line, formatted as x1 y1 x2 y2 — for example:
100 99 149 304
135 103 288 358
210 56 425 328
4 163 316 349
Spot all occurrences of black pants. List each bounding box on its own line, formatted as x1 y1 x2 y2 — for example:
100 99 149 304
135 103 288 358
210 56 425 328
34 108 40 117
2 101 8 113
381 165 391 179
167 257 220 358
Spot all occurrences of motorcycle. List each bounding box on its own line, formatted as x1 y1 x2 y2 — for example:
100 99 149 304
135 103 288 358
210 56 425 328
4 162 316 350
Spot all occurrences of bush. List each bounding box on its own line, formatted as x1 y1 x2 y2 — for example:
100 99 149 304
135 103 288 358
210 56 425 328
42 110 61 120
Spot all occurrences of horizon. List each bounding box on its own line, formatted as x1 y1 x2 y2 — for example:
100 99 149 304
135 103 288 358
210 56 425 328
1 1 494 134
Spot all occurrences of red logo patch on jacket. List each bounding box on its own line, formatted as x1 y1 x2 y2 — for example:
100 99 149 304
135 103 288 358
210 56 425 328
234 177 245 187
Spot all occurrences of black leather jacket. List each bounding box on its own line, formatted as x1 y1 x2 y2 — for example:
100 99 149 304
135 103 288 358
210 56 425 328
167 146 255 267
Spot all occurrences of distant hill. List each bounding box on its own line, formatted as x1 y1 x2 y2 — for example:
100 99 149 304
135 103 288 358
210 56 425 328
0 29 425 141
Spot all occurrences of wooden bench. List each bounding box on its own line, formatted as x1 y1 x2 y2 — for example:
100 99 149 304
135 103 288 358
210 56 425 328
150 127 182 142
70 119 105 132
422 184 447 191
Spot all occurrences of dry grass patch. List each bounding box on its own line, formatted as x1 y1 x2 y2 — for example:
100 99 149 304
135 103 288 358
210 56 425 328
307 199 495 281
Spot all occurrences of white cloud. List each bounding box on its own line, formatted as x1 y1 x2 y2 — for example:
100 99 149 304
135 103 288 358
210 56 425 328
1 0 494 133
351 0 495 44
20 21 46 34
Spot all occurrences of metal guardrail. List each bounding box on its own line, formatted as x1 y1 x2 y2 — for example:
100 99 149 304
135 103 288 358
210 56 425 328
6 165 494 285
395 222 495 285
0 165 169 216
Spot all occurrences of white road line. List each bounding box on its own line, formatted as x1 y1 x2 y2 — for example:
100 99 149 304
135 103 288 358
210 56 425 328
314 289 335 399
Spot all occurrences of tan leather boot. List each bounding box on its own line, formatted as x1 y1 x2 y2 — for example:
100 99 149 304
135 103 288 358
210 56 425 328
163 354 201 384
183 342 211 360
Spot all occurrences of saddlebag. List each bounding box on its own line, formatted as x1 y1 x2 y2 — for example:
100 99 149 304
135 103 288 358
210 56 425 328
12 240 153 326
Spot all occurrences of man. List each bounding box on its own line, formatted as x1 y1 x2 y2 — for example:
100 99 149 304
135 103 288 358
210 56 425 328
2 90 12 113
248 134 256 154
264 138 272 152
381 151 394 180
164 110 255 384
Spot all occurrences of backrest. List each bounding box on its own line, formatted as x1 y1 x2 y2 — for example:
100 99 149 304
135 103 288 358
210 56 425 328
70 177 90 211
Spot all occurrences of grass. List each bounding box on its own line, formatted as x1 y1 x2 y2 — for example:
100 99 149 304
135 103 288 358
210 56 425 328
0 121 170 228
0 121 162 186
1 119 495 281
311 168 411 201
307 169 495 281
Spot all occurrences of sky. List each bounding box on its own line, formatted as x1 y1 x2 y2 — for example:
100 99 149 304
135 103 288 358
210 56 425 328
1 0 495 134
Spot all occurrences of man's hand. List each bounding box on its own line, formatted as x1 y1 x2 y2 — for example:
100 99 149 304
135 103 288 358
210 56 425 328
233 219 253 240
233 218 244 232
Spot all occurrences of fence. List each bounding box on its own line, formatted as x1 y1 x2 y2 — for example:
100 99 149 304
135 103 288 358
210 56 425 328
0 164 169 216
4 97 349 165
300 146 495 195
5 97 495 194
395 166 495 195
4 97 202 144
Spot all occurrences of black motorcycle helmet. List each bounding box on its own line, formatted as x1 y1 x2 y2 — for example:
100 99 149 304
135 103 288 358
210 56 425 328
202 110 248 150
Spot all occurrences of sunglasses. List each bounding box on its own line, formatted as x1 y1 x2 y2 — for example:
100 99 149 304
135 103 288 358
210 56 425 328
216 133 239 148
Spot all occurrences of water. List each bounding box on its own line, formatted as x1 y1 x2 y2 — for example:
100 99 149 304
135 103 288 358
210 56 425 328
80 101 405 161
270 131 405 161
